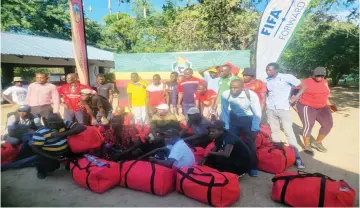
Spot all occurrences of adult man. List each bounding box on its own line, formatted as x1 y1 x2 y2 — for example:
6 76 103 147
2 77 27 105
180 107 212 148
166 72 179 112
194 83 217 120
127 73 148 124
92 74 114 104
177 68 203 115
203 120 252 176
217 65 239 115
80 89 112 125
242 67 267 110
221 79 261 177
146 74 167 117
199 67 220 92
58 73 94 124
150 104 180 141
265 62 306 169
31 113 86 179
26 73 60 118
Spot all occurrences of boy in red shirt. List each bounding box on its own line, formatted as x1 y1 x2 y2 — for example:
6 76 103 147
242 68 267 111
194 83 217 120
146 74 168 117
58 73 95 124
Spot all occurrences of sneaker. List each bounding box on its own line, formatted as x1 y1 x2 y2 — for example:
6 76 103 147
249 169 259 177
37 171 47 179
295 159 305 169
311 142 328 153
303 145 314 155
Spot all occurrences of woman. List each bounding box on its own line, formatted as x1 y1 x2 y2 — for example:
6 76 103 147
296 67 336 154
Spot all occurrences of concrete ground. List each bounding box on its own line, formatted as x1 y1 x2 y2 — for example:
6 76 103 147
1 86 359 207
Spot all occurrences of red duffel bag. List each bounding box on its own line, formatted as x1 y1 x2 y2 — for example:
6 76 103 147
67 126 104 153
256 125 271 148
272 171 356 207
119 160 176 196
188 146 205 164
176 165 240 207
70 155 120 194
257 142 295 174
1 143 22 165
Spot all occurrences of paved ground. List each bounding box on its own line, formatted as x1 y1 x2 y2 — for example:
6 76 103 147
1 86 359 207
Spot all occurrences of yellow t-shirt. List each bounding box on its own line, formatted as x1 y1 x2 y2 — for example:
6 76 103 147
127 80 148 107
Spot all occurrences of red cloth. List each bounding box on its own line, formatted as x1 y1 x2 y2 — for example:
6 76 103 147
194 89 217 106
224 62 240 76
58 83 93 111
244 79 267 106
299 78 330 108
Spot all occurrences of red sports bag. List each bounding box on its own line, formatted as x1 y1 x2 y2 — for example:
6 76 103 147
119 160 176 196
188 146 205 164
67 126 104 153
272 171 356 207
256 125 271 148
257 142 296 174
176 165 240 207
1 143 22 165
70 156 120 194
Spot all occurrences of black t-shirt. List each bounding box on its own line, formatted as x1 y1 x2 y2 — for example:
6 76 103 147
87 95 112 112
214 130 239 151
92 83 114 99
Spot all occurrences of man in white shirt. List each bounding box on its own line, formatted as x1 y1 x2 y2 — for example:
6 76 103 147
2 77 27 105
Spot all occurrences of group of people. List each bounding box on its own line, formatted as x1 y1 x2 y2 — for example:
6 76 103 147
1 62 336 180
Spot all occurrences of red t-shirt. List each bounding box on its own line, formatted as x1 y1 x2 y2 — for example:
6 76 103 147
244 79 267 106
194 89 217 107
299 78 330 108
58 83 93 111
146 83 168 107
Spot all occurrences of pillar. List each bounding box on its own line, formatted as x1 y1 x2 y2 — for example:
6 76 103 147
1 63 14 89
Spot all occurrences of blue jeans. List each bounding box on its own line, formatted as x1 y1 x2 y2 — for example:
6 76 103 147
229 115 258 170
64 108 85 124
1 155 40 172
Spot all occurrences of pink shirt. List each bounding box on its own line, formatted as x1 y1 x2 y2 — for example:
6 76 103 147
26 82 60 112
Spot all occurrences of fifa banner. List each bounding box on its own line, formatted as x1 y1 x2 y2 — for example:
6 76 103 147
114 50 250 106
256 0 311 80
69 0 89 85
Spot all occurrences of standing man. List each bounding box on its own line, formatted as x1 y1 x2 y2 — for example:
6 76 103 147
166 72 179 113
194 83 217 120
127 73 148 125
146 74 167 117
217 65 239 116
26 73 60 118
58 73 94 124
177 68 203 116
242 68 267 111
92 74 114 104
2 77 27 105
265 62 306 169
221 79 261 177
199 67 220 93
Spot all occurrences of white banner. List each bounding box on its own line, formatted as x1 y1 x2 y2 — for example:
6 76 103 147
256 0 311 80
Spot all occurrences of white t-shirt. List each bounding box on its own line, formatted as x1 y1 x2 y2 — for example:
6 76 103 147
168 139 195 168
3 86 28 105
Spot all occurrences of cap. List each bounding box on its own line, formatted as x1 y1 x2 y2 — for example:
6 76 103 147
209 120 225 130
208 67 217 73
156 103 169 111
313 67 327 76
242 67 256 76
12 77 24 83
187 107 200 115
163 128 180 137
18 105 31 112
81 88 93 95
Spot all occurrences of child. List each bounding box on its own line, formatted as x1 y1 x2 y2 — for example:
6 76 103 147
139 128 195 169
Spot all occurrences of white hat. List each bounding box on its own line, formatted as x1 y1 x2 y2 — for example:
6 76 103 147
156 103 169 111
187 107 200 115
12 77 24 83
81 89 93 95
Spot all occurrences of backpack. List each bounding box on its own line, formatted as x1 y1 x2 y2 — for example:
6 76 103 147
227 88 251 101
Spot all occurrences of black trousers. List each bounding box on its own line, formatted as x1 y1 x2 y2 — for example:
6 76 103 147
36 156 60 174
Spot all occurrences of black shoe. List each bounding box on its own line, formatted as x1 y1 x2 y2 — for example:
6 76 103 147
311 142 328 153
37 171 47 179
303 145 314 155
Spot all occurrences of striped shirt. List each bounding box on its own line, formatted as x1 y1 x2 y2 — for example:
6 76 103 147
32 120 76 156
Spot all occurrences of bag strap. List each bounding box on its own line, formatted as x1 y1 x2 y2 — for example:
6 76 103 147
124 160 138 188
150 162 156 195
272 171 335 207
267 143 288 171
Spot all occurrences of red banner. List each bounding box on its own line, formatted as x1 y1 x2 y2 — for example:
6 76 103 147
69 0 89 85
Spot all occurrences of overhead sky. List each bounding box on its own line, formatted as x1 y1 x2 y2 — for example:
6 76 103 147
82 0 357 24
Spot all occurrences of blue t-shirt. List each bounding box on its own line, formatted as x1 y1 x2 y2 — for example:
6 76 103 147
168 139 195 168
204 74 220 93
